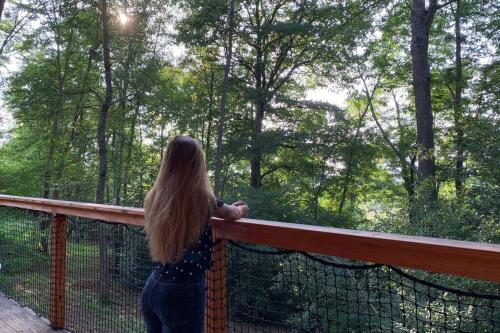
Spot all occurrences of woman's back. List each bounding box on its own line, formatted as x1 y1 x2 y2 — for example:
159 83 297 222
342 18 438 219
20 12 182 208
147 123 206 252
156 223 213 281
140 135 249 333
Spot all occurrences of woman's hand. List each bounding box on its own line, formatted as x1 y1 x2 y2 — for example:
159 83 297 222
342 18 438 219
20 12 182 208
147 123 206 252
215 200 249 220
232 201 249 218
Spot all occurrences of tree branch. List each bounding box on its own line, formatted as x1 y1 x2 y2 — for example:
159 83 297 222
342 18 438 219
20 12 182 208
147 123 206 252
447 84 456 100
437 0 457 10
359 73 420 176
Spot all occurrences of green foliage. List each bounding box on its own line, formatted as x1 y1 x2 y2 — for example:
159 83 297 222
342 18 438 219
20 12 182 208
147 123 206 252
0 0 497 238
0 0 498 329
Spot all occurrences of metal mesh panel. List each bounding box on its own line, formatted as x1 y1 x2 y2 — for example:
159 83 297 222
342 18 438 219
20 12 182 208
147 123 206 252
64 216 154 332
1 205 499 333
0 206 52 318
0 206 155 332
225 241 500 333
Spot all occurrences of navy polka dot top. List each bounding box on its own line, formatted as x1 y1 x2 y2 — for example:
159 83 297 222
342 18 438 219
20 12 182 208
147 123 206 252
156 222 213 281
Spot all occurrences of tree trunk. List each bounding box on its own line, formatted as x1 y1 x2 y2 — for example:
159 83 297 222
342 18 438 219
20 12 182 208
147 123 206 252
453 0 464 196
251 61 265 189
43 34 66 199
411 0 436 189
96 0 113 303
114 37 133 206
214 0 235 197
338 105 369 214
112 41 133 276
96 0 112 204
138 125 145 201
251 100 264 188
123 101 140 205
338 79 380 214
52 45 93 200
41 26 69 251
221 156 231 196
159 113 166 160
393 91 416 209
250 1 265 189
204 69 215 166
313 157 327 222
43 119 58 199
0 0 5 20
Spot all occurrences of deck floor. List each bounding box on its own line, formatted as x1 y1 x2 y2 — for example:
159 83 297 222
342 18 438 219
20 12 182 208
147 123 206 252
0 293 69 333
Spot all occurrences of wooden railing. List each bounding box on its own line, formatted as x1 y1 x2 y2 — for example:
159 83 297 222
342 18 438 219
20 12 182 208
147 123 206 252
1 194 500 332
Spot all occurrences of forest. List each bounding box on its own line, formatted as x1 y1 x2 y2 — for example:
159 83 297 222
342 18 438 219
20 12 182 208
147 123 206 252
0 0 498 243
0 0 499 332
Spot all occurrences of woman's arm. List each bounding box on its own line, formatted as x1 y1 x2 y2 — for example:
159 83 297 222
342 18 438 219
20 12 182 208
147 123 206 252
214 200 249 220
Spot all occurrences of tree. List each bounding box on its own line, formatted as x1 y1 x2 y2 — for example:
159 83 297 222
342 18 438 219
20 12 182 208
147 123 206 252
0 1 39 59
96 0 113 204
0 0 5 20
235 0 375 188
410 0 438 185
96 0 113 303
410 0 457 195
236 0 329 188
452 0 464 195
214 0 235 197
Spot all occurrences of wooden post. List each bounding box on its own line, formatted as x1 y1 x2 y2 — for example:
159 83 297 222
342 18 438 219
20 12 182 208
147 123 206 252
205 240 228 333
50 214 67 329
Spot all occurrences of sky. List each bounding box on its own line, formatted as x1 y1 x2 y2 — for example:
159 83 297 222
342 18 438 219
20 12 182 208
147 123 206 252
306 86 349 108
0 55 19 145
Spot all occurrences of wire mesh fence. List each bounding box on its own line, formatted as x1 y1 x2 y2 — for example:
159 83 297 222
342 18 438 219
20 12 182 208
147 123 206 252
64 216 153 332
0 206 52 318
225 241 500 333
0 205 499 332
0 206 155 333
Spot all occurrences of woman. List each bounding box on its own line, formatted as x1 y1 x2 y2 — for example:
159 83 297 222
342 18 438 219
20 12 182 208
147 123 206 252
140 135 249 333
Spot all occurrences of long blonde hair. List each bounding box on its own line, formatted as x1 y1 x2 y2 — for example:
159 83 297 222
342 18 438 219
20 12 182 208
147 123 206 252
144 135 215 264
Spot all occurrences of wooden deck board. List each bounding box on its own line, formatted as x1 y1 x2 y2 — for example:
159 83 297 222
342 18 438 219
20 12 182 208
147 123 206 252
0 293 69 333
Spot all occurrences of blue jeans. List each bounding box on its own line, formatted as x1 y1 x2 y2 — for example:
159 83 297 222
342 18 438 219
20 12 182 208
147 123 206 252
140 269 206 333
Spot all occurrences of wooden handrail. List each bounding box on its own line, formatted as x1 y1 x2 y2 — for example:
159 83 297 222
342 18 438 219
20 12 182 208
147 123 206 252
1 194 500 282
211 218 500 283
0 194 144 226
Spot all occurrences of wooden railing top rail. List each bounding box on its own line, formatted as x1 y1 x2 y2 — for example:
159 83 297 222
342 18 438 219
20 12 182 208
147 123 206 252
1 194 500 282
0 194 144 226
211 218 500 283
